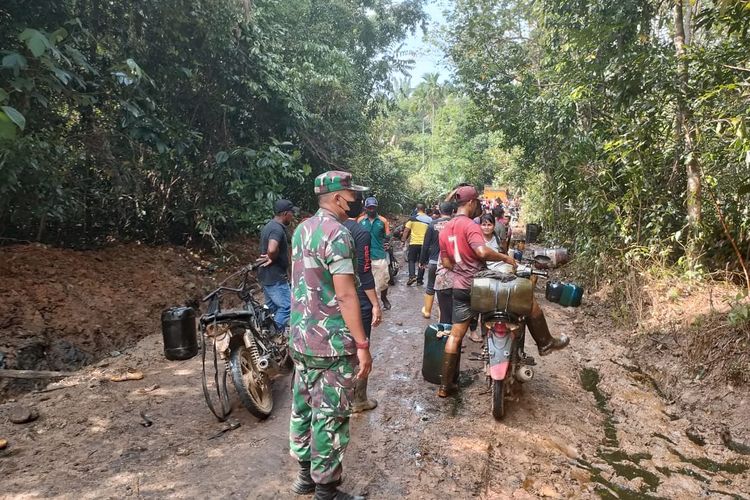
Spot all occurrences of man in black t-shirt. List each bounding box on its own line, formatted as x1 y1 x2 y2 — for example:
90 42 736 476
343 216 382 413
257 199 296 331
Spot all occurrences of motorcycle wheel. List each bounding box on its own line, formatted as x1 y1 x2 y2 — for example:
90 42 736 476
229 345 274 419
491 379 505 420
201 332 231 422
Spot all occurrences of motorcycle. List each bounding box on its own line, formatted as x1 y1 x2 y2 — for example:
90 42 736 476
199 264 291 421
476 256 550 420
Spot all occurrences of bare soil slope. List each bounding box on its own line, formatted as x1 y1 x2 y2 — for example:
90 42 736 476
0 243 214 394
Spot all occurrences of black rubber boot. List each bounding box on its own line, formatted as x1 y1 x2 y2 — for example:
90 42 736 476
381 292 391 311
527 312 569 356
291 461 315 495
437 351 460 398
314 482 364 500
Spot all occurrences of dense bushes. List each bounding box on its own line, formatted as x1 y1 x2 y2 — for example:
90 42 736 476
0 0 424 247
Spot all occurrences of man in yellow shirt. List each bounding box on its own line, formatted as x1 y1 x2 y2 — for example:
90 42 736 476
401 203 432 286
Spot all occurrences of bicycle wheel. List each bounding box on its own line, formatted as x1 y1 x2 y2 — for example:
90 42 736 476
201 328 231 421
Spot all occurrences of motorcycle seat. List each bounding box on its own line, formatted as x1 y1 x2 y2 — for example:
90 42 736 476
200 309 254 324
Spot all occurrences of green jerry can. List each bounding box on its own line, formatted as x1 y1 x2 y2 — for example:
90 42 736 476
470 277 534 316
559 283 584 307
422 323 459 385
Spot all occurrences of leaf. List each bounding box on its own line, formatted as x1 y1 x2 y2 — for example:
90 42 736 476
0 111 17 140
49 28 68 44
0 89 8 103
19 29 51 58
1 106 26 130
2 52 28 74
215 151 229 164
52 68 72 85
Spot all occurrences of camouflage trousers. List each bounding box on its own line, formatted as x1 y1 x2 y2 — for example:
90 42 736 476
289 351 358 485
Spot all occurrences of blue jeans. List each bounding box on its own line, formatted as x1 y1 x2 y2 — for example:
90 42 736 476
263 281 291 330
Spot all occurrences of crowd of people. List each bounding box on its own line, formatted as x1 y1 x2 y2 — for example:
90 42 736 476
254 171 568 500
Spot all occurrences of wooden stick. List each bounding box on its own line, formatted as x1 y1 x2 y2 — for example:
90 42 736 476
0 369 72 379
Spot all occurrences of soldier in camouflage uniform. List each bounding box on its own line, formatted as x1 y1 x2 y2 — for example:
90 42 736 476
289 171 373 500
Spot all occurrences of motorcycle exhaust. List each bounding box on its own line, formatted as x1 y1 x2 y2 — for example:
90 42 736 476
516 366 534 382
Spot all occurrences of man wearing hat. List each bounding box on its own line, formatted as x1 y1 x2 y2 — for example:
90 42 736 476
436 185 569 398
257 199 297 331
288 171 372 500
359 196 392 310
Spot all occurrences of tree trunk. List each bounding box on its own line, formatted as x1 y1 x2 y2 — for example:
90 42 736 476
673 0 701 257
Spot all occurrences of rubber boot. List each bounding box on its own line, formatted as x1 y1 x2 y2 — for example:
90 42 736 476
291 460 315 495
351 377 378 413
314 482 364 500
421 294 434 319
527 310 569 356
437 351 460 398
381 291 391 311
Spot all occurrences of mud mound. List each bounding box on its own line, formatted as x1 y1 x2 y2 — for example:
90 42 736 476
0 243 214 394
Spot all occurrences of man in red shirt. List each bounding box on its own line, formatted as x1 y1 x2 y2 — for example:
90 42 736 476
436 185 568 397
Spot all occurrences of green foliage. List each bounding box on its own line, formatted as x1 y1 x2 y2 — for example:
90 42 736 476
444 0 750 285
371 76 522 207
0 0 425 247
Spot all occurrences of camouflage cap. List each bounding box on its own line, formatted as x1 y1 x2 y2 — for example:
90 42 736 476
314 170 369 195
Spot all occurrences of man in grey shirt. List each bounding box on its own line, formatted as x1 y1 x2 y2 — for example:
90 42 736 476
257 199 296 330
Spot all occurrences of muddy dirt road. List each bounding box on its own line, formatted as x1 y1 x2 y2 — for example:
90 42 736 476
1 274 749 499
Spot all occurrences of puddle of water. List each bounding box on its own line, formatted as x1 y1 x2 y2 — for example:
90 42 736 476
576 458 664 500
580 367 619 447
610 461 661 491
600 450 652 464
655 466 710 483
580 368 664 497
668 447 749 474
580 366 749 499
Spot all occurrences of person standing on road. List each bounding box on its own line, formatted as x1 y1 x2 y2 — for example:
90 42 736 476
436 186 569 397
401 203 431 286
289 171 372 500
257 199 296 331
343 214 382 413
492 207 508 253
358 197 392 310
419 202 453 319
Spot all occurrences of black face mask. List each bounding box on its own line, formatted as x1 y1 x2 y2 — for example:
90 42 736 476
344 197 363 219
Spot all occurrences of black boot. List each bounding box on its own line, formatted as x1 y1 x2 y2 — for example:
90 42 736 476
381 292 391 311
291 461 315 495
527 312 569 356
314 482 364 500
437 351 460 398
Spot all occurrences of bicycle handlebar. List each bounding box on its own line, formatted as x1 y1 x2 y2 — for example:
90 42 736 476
201 263 260 302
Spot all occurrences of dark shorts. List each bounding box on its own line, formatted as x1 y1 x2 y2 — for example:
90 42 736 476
452 288 476 324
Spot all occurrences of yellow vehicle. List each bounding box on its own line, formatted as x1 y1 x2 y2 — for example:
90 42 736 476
482 185 510 205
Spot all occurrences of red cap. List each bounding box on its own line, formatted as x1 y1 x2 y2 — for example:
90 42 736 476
455 185 478 203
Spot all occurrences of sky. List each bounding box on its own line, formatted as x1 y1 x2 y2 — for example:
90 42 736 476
397 0 451 84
